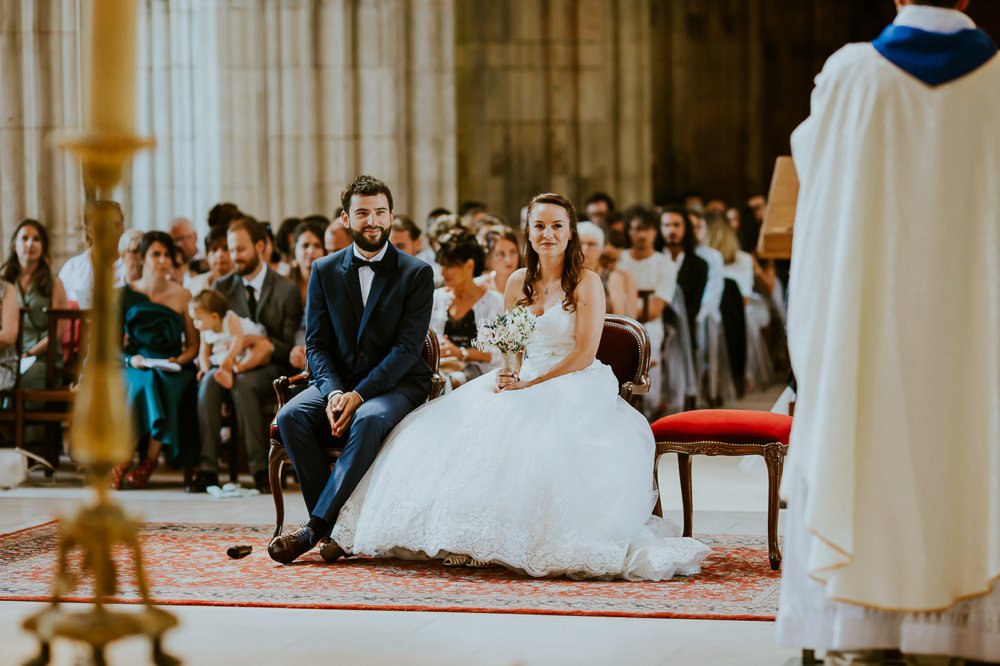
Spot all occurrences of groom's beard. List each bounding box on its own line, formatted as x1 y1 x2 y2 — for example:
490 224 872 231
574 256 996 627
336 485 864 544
350 226 390 253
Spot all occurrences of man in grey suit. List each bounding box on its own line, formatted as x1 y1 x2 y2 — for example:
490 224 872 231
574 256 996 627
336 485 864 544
193 216 303 493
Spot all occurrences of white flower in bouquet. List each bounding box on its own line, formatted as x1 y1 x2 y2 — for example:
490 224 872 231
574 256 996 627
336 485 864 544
472 305 537 355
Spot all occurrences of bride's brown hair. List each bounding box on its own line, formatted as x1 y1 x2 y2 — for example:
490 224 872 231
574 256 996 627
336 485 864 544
518 193 585 312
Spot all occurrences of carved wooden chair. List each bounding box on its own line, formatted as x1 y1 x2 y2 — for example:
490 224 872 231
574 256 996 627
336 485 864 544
11 308 89 469
267 330 446 539
650 409 791 570
595 314 651 408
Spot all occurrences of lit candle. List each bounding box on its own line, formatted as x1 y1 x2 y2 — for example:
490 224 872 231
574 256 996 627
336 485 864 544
87 0 138 134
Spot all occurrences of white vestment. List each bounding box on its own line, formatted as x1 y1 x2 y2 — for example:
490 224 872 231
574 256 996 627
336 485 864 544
777 8 1000 661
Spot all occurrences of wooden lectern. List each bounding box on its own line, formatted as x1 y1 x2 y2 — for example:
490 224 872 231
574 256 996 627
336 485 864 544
756 156 798 259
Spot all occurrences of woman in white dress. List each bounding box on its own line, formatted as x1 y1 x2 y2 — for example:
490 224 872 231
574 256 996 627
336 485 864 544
329 193 709 580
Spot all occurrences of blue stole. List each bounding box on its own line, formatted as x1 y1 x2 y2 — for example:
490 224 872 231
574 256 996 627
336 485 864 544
872 24 997 86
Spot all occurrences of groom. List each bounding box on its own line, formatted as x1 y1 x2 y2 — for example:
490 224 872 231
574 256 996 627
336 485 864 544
269 174 435 564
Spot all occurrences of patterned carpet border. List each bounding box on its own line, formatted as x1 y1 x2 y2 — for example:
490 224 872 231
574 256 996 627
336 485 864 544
0 522 780 621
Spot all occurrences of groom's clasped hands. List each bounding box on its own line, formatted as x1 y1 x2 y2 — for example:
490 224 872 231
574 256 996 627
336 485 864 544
326 390 363 436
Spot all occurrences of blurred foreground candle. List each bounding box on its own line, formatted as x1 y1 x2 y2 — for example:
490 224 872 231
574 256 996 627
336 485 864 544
88 0 138 135
69 0 141 469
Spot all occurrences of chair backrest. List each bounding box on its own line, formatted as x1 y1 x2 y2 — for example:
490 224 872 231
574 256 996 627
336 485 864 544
637 289 654 324
421 327 441 373
596 315 651 408
43 308 89 389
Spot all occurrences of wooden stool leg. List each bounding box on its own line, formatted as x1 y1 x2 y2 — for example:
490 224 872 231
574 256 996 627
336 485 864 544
764 443 786 570
269 446 287 539
677 452 693 537
652 454 663 517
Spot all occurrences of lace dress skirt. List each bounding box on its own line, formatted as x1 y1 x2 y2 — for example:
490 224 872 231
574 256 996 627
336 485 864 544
331 347 709 580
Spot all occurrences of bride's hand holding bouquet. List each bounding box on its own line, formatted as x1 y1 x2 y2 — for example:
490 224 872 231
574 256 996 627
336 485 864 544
472 305 537 392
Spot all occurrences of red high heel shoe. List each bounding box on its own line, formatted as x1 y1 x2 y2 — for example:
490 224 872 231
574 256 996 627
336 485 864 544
109 461 132 490
126 456 158 489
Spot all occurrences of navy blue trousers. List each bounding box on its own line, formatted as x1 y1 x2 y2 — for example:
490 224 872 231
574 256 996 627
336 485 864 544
276 384 417 530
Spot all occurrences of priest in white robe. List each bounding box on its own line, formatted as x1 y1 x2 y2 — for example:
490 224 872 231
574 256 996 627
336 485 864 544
776 1 1000 663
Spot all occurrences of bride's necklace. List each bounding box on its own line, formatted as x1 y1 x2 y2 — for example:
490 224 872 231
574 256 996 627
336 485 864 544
541 279 559 297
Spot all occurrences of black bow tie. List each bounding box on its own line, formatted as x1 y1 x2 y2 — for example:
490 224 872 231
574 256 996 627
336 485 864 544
351 256 386 272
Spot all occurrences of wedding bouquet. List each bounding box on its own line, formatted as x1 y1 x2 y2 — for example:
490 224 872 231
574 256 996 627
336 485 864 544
472 305 537 356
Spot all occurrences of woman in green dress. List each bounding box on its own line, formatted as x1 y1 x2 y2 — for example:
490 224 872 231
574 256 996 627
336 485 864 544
0 220 68 456
0 220 68 387
112 231 200 489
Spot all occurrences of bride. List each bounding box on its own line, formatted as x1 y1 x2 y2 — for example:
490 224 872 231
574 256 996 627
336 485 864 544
328 193 709 580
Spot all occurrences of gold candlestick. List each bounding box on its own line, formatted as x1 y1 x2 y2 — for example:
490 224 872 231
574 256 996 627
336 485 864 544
20 1 176 664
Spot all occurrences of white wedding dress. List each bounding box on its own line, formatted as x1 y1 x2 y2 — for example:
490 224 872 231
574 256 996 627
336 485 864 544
331 306 710 580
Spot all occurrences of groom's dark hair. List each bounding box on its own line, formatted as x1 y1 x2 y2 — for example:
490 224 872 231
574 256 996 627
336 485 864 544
341 175 394 214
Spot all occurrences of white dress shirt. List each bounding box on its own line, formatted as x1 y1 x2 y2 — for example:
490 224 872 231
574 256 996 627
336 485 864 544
241 262 268 312
353 242 389 307
59 248 125 308
615 250 677 306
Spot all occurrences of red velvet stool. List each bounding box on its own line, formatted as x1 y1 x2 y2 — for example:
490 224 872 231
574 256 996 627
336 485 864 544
650 409 791 570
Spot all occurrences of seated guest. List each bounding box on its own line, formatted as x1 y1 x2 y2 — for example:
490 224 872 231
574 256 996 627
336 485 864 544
194 216 302 493
692 212 725 327
117 230 144 286
660 206 709 350
287 221 327 305
427 214 470 254
0 275 20 393
601 209 628 263
615 206 677 415
3 220 68 392
186 225 232 295
458 200 489 231
190 289 271 389
170 217 208 284
480 226 520 295
424 206 451 234
390 215 440 285
706 220 772 389
388 215 425 257
324 216 352 253
113 232 200 490
430 232 502 390
704 198 727 216
168 246 188 284
2 220 67 457
207 202 242 229
274 217 302 267
577 221 635 318
286 220 327 370
59 200 124 308
473 214 508 241
583 191 615 228
261 222 290 276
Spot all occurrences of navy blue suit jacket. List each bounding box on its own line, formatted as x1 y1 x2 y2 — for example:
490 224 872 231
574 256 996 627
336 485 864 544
305 243 434 406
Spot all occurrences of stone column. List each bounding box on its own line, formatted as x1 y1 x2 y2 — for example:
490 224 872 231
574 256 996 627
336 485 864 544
0 0 84 263
455 0 652 225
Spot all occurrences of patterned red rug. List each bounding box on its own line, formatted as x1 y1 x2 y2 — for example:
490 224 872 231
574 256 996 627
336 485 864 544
0 522 780 620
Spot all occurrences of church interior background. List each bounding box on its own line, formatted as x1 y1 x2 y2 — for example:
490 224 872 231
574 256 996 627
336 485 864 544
2 1 999 664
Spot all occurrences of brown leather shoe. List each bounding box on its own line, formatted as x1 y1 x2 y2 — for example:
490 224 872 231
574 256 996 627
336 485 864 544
319 539 346 564
267 525 317 564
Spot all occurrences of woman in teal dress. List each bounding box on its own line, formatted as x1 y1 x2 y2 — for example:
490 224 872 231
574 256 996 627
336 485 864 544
0 220 68 458
112 231 200 489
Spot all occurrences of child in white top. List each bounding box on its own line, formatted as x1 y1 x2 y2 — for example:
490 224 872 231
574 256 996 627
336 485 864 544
189 289 272 389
